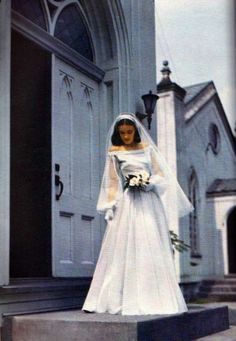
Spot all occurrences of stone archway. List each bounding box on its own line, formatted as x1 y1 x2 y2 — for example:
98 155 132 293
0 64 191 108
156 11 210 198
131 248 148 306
79 0 132 112
227 207 236 273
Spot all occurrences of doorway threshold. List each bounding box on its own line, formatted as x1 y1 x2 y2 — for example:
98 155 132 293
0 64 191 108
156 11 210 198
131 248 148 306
8 277 90 288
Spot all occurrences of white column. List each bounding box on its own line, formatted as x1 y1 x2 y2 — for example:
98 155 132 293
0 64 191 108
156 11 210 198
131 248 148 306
0 0 11 285
120 0 156 126
156 91 181 278
156 91 178 174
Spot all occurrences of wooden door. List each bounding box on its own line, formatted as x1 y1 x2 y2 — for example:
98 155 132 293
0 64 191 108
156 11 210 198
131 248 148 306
52 56 101 277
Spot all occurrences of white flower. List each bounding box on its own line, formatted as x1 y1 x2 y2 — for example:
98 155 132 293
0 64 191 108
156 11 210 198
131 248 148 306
139 170 150 183
129 177 139 186
126 170 150 190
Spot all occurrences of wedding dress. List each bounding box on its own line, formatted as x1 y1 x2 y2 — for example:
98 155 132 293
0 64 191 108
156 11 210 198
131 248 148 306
82 143 189 315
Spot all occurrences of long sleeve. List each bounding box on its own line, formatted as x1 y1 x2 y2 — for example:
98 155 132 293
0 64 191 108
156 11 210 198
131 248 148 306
148 145 194 218
149 146 169 196
96 153 123 214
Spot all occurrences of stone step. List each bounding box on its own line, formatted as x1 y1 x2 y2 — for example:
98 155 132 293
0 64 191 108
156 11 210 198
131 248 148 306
201 279 236 285
0 278 91 293
0 278 91 327
200 285 236 293
198 277 236 303
199 292 236 302
2 306 229 341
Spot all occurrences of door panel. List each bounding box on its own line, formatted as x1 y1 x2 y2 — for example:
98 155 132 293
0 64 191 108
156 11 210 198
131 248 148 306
52 56 100 277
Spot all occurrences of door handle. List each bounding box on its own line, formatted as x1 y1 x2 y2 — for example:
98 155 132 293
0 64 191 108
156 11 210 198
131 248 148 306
55 174 64 200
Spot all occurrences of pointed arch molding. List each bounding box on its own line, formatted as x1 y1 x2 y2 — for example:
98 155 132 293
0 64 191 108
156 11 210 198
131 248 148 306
11 0 130 83
11 10 104 82
12 0 48 30
81 0 131 66
80 0 131 109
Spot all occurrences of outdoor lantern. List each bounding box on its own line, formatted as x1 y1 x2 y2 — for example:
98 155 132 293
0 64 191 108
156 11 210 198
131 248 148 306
136 90 159 129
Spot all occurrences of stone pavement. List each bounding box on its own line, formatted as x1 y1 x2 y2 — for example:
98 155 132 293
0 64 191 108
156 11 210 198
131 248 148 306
190 302 236 326
2 305 229 341
191 302 236 341
196 326 236 341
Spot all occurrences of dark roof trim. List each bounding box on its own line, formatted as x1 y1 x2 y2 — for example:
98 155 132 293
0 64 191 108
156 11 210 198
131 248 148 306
157 82 186 100
213 93 236 155
184 82 216 122
207 191 236 198
184 81 236 155
206 178 236 197
184 81 213 105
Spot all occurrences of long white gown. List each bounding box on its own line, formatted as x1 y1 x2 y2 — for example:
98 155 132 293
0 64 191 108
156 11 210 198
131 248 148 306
82 146 188 315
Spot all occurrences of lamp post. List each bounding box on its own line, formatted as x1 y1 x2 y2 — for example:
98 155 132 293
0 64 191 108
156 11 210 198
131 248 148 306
136 90 159 129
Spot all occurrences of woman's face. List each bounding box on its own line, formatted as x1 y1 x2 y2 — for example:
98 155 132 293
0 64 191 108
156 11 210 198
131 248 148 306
118 124 136 145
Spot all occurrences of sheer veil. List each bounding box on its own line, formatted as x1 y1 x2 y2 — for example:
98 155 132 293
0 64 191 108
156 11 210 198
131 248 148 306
97 112 194 219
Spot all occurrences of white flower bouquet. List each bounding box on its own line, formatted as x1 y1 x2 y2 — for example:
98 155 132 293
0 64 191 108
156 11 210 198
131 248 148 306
124 170 150 190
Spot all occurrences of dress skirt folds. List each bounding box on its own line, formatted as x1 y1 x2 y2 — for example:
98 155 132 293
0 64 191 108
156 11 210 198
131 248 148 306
82 148 188 315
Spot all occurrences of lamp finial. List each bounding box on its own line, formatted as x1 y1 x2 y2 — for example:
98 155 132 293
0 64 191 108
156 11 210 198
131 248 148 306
161 60 172 82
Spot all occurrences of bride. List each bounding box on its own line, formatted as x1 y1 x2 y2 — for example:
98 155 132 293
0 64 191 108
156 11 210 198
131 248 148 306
82 112 194 315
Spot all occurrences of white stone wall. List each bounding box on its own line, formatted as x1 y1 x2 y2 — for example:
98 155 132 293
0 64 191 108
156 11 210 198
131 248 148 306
156 90 186 280
120 0 157 134
182 99 236 281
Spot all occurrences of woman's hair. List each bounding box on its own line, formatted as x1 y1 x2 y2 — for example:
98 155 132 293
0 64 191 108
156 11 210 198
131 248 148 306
111 118 141 145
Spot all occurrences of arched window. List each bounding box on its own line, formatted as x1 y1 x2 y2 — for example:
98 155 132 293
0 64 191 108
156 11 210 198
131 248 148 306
12 1 94 61
12 0 47 31
189 168 201 257
54 4 94 61
208 123 221 155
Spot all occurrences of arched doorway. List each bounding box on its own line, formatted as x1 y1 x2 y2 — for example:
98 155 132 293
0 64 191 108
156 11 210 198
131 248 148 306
10 0 129 279
10 0 105 278
227 207 236 274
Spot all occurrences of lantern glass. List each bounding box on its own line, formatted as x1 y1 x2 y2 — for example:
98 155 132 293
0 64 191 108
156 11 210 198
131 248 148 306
141 90 159 115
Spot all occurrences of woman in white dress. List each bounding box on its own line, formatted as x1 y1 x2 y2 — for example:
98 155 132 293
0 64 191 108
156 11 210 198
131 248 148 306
82 113 193 315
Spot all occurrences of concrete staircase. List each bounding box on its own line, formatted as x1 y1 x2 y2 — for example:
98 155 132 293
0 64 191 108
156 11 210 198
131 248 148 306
1 305 230 341
2 277 236 341
0 278 90 327
198 275 236 302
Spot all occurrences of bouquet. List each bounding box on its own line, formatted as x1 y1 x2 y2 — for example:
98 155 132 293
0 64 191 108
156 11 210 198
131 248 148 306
124 170 150 190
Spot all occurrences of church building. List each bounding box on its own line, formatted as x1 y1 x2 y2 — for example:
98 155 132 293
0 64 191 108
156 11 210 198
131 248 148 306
0 0 235 332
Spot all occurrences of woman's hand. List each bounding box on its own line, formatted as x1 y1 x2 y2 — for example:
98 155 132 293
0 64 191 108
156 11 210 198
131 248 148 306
145 175 168 195
105 208 114 221
143 181 154 192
